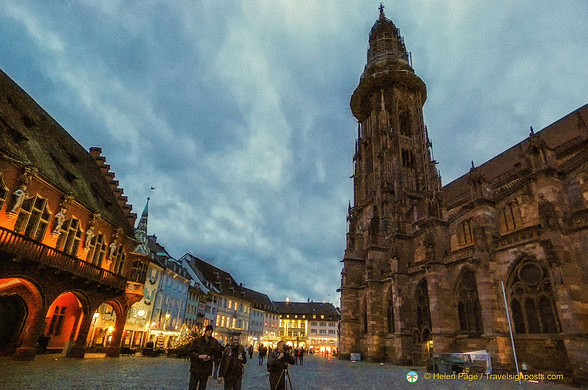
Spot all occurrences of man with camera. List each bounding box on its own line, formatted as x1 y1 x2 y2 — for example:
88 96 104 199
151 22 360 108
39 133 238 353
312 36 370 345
217 333 247 390
267 341 296 390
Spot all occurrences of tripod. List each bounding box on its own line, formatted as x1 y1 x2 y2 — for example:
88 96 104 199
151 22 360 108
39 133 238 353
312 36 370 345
274 368 293 390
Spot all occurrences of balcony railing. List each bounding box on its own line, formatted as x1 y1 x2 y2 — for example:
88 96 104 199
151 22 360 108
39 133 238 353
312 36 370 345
0 226 126 290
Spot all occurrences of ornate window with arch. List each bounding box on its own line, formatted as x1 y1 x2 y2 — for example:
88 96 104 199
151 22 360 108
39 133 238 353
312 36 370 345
14 194 51 241
508 260 560 334
457 219 473 246
456 270 483 334
500 201 523 232
56 218 83 256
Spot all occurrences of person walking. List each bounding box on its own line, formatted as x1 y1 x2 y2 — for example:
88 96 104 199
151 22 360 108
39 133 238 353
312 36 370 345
218 334 247 390
258 344 267 365
267 341 295 390
188 325 222 390
248 344 254 359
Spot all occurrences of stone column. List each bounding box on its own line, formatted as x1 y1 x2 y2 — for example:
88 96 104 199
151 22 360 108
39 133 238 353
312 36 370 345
426 264 453 354
13 305 46 361
105 307 127 357
476 268 497 335
67 310 93 358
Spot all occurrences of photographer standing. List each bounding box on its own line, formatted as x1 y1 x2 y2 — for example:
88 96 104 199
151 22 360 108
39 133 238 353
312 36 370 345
267 341 295 390
188 325 222 390
218 333 247 390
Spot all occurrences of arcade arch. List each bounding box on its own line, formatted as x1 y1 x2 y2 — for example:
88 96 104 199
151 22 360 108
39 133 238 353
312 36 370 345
43 292 85 352
87 302 120 349
0 277 43 358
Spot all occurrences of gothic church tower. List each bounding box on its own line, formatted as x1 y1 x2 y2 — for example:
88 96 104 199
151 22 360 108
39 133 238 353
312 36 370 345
340 6 442 362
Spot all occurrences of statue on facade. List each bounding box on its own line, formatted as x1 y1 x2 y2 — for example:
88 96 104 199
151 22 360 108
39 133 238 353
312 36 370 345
10 185 27 214
52 194 74 234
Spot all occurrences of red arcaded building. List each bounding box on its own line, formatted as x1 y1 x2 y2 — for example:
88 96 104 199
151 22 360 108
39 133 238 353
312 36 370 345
339 7 587 383
0 68 149 360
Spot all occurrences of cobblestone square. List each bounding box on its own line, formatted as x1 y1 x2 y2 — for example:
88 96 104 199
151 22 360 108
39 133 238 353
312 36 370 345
0 354 573 390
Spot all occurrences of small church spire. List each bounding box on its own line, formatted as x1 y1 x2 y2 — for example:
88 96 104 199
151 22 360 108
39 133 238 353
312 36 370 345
379 3 385 20
136 187 155 233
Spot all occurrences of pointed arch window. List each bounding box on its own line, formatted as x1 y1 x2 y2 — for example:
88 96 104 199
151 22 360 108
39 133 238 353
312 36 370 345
457 219 473 246
14 194 51 241
500 201 523 232
56 218 83 256
387 289 395 334
456 270 483 334
401 149 415 168
415 280 431 339
399 111 412 137
508 260 560 334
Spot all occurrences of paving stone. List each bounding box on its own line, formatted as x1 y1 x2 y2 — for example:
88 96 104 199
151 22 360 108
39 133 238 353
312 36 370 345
0 354 573 389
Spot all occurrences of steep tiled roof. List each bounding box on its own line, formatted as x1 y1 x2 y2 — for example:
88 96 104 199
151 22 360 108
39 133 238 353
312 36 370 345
242 287 278 313
185 253 249 301
0 69 136 237
273 301 340 320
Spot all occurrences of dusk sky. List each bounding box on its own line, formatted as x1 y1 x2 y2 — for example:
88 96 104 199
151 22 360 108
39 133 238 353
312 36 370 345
1 1 586 306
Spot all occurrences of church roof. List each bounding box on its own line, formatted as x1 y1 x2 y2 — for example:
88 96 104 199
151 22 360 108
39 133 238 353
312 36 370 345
441 104 588 206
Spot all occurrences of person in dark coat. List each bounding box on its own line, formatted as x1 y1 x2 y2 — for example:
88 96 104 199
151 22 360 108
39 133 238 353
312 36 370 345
218 334 247 390
267 341 295 390
189 325 222 390
258 344 267 365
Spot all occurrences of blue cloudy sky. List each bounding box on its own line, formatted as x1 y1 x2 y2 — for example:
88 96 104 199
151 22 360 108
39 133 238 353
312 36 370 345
1 1 586 305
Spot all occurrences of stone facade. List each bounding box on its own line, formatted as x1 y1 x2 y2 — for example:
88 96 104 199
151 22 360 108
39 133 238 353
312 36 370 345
339 8 588 384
